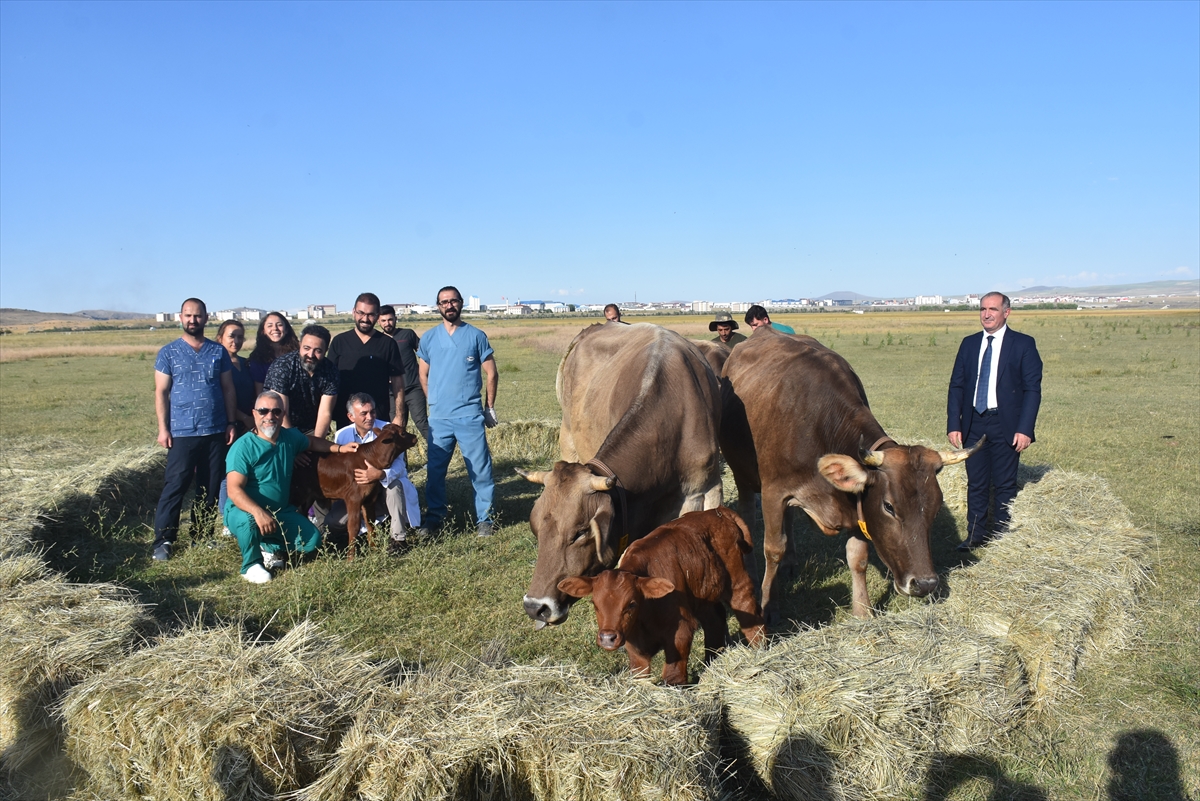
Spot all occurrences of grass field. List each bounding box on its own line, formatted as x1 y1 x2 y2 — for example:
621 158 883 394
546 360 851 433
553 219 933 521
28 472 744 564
1 308 1197 800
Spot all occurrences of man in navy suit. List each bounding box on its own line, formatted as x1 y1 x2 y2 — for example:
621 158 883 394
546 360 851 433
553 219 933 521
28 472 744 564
947 292 1043 550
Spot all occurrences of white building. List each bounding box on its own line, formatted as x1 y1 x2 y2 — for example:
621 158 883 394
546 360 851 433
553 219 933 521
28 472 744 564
915 295 944 306
466 295 481 311
691 300 713 313
154 312 176 322
505 304 533 316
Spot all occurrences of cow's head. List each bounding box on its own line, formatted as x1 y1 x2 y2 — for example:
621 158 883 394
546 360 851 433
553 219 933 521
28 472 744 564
558 571 674 650
816 439 982 599
517 461 620 627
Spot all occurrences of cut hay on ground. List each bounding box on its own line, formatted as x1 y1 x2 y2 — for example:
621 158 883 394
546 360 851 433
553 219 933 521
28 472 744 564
699 607 1028 801
303 661 723 801
63 621 389 801
940 469 1153 706
0 574 148 795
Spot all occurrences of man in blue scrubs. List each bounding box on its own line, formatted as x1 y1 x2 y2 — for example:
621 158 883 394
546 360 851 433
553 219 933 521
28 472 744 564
417 286 499 538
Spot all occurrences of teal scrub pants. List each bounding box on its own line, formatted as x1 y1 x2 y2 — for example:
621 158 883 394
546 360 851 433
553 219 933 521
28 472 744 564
425 413 494 527
224 502 321 574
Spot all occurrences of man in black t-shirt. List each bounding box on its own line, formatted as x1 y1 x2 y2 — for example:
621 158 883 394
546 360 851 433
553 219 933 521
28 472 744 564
379 305 429 441
325 293 407 431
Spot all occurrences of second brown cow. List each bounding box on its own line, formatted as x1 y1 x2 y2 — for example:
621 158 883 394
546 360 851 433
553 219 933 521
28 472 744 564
557 507 765 685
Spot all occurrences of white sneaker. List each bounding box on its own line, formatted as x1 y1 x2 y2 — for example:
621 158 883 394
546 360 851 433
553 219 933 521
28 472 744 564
242 564 272 584
260 548 285 570
221 526 234 538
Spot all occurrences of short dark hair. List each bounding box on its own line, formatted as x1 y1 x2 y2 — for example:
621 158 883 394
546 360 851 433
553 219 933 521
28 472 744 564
216 319 244 340
181 298 207 314
301 324 332 348
346 392 376 413
379 305 396 317
437 286 462 303
354 292 381 309
981 291 1011 311
744 305 769 324
604 303 620 315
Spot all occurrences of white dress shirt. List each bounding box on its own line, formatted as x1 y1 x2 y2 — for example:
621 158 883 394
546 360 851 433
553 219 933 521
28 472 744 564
973 324 1007 411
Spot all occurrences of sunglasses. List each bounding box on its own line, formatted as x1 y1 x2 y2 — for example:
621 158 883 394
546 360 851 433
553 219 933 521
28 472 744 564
255 407 284 417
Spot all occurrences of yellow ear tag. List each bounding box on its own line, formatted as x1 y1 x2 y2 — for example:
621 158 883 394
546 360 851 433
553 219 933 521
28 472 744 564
857 520 872 540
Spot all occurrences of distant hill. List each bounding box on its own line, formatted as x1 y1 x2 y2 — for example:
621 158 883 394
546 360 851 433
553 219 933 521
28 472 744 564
0 308 153 326
1008 279 1198 298
815 290 877 302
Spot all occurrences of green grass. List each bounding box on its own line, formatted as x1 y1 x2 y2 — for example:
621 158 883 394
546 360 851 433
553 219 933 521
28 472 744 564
1 309 1198 800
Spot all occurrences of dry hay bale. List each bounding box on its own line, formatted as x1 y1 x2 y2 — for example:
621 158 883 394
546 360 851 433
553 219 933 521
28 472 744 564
304 660 723 801
0 574 148 794
698 608 1028 801
941 469 1152 706
485 420 560 467
62 620 389 801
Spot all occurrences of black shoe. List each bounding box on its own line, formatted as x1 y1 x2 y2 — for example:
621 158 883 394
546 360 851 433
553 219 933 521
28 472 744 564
956 535 990 552
152 541 173 561
476 522 494 538
388 537 413 556
417 520 442 539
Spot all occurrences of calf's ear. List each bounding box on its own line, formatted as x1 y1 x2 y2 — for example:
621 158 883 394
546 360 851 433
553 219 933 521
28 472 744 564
558 576 594 598
638 577 675 599
818 454 870 493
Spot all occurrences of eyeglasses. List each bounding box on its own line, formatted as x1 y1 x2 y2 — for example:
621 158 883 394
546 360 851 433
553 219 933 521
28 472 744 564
254 408 284 417
353 310 379 318
438 299 463 306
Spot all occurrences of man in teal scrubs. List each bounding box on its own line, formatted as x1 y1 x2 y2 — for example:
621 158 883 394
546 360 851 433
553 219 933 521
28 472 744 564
745 305 796 335
417 286 499 538
224 391 358 584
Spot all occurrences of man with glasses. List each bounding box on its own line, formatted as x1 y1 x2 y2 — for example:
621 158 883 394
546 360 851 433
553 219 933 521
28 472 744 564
151 297 238 561
320 392 421 554
417 286 500 538
263 324 340 436
326 292 407 432
224 391 358 584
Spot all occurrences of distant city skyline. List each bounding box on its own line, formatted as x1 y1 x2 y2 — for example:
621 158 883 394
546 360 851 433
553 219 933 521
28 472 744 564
2 2 1196 314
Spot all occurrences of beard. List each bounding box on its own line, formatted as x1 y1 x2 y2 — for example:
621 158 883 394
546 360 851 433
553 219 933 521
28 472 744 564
183 321 205 337
260 424 279 439
355 318 375 335
301 356 318 374
440 306 461 323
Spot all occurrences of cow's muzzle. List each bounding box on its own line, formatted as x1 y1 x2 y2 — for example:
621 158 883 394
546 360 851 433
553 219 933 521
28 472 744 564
900 575 939 598
597 630 623 651
523 595 569 629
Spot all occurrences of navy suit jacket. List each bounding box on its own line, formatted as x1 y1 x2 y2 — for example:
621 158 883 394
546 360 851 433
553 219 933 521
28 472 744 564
947 327 1043 445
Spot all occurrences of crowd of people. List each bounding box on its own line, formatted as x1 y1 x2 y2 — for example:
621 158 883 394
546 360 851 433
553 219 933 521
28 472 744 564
151 287 498 584
151 289 1040 584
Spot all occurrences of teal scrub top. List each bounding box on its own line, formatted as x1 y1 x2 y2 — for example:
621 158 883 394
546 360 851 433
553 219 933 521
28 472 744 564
225 427 308 509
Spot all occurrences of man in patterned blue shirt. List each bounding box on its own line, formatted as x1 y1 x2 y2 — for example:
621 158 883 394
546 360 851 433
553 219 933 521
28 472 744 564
151 298 237 561
417 286 499 538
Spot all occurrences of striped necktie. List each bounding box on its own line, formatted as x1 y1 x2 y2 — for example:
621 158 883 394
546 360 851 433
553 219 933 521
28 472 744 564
975 335 994 414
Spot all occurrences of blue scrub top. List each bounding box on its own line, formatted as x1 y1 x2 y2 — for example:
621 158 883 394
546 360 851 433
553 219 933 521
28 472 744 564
417 322 494 419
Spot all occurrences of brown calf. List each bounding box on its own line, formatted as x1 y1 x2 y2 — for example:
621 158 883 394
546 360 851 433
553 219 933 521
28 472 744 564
289 423 417 559
557 507 765 685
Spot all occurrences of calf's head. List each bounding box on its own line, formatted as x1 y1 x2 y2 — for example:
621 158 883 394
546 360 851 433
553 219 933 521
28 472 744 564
368 424 418 467
517 461 619 627
817 439 981 598
558 571 674 650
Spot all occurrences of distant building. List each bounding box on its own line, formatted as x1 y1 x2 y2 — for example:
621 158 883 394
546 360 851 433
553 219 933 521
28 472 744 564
505 304 533 316
309 304 336 317
915 295 944 306
466 295 481 311
691 300 713 313
729 301 752 313
155 312 177 322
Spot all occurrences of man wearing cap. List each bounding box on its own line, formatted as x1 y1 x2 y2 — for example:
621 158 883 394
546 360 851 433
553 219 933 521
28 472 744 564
710 312 748 348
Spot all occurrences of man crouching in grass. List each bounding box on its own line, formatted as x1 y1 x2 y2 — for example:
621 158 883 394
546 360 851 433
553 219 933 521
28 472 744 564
224 391 358 584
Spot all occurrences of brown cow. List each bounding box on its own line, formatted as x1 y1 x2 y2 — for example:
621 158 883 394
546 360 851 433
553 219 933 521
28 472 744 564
558 507 765 685
720 327 980 622
518 323 723 628
290 423 417 559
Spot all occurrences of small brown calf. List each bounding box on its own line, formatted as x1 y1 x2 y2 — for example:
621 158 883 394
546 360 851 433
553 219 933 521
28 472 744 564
290 423 417 559
558 506 765 685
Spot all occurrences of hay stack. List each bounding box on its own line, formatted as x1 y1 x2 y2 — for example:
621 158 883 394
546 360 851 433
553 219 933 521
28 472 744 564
63 621 389 801
699 608 1027 801
0 574 148 793
941 469 1152 705
304 661 723 801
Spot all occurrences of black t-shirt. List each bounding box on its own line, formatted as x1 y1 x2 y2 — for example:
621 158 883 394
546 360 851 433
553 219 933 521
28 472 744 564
326 329 405 419
391 328 422 392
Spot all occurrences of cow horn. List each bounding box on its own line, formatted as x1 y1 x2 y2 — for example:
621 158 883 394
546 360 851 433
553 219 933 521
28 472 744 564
862 450 885 467
515 468 549 485
589 476 616 492
940 435 987 465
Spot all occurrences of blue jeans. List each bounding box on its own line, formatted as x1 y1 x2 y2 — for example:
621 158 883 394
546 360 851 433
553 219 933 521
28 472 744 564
153 433 226 545
425 413 493 526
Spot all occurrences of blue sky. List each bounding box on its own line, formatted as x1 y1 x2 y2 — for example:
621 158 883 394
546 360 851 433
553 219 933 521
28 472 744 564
1 1 1196 313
